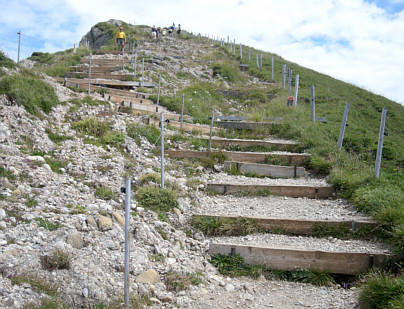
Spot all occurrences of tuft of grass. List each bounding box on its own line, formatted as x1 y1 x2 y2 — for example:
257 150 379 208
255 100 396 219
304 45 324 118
0 166 16 181
0 73 59 115
0 50 16 68
45 128 72 144
127 122 161 146
139 172 161 185
44 157 69 174
165 271 203 292
95 186 116 201
25 198 38 208
40 249 70 271
192 216 264 236
136 185 178 212
359 273 404 309
11 275 58 296
34 218 62 231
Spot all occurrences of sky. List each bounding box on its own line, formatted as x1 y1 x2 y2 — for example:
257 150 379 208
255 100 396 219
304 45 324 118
1 0 404 105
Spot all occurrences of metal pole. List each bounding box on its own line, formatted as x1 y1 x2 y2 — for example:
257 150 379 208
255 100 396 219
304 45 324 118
337 103 350 150
17 31 21 64
141 58 144 86
123 177 131 309
248 48 251 61
293 74 300 107
260 54 263 72
180 94 185 131
311 85 316 123
134 55 137 77
209 110 215 152
271 56 274 81
233 39 236 54
160 112 165 188
240 43 242 59
156 75 161 112
256 54 259 69
375 108 387 179
88 54 92 96
287 69 293 97
281 64 286 88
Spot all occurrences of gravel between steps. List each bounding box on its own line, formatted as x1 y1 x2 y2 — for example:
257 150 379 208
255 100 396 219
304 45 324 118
187 277 359 309
203 172 329 186
194 195 372 221
199 135 299 145
211 233 391 254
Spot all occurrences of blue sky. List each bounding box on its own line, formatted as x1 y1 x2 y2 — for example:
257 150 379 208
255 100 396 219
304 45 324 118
1 0 404 105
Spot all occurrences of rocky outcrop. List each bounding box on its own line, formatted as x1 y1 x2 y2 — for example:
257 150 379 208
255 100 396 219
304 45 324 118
79 19 123 50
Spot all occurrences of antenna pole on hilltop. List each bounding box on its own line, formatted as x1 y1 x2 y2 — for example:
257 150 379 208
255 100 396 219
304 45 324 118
17 31 21 63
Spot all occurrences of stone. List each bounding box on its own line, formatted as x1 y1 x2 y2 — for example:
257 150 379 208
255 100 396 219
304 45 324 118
67 231 84 249
86 215 98 229
98 215 112 231
27 156 46 163
225 284 235 292
158 293 173 303
0 209 6 221
173 208 181 217
112 212 125 226
136 269 160 284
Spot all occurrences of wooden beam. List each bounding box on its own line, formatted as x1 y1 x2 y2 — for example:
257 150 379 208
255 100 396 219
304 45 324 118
193 214 377 236
165 150 310 165
205 137 299 151
148 119 214 134
206 183 334 199
215 121 281 130
224 161 305 178
209 243 389 275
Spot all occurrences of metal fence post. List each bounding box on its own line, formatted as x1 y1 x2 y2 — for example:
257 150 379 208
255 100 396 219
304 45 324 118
256 54 259 69
271 56 274 81
248 48 251 61
375 108 387 179
209 110 215 152
337 103 350 150
240 43 242 59
134 55 137 77
293 74 300 107
281 64 286 89
123 177 131 309
160 112 165 188
17 31 21 64
180 94 185 130
287 69 293 97
141 58 144 86
311 85 316 123
260 54 263 72
88 54 92 96
156 75 161 112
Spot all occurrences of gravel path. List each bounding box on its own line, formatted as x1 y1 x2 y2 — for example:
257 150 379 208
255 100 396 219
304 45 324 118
202 172 329 186
211 233 390 254
193 195 372 221
199 135 299 145
187 277 359 309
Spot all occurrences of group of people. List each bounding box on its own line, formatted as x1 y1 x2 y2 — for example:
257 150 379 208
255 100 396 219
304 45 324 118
151 23 181 40
115 23 182 51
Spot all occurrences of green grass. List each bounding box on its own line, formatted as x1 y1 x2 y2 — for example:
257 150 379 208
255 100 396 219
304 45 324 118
34 218 62 231
0 72 59 115
360 273 404 309
136 185 178 212
44 157 69 174
0 50 16 68
127 122 161 146
45 128 72 143
11 275 58 296
165 271 203 292
95 186 116 200
192 216 264 236
0 166 16 181
40 249 70 271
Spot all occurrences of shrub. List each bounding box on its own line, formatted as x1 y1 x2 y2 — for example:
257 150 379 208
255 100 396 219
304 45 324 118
127 122 160 146
0 50 16 68
34 218 62 231
136 185 178 212
139 173 161 185
212 63 237 82
72 117 110 137
40 249 70 271
0 73 59 115
95 186 116 200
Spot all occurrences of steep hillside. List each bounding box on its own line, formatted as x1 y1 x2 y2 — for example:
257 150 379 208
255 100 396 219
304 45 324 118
0 20 403 308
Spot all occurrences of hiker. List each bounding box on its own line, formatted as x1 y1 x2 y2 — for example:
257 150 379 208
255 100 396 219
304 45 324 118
115 26 126 51
151 25 157 40
177 24 181 35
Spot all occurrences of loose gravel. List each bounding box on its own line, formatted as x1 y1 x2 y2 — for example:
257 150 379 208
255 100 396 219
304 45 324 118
193 195 372 221
211 233 391 254
202 172 329 186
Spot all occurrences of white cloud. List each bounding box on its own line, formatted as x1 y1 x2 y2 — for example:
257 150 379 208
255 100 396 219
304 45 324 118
0 0 403 105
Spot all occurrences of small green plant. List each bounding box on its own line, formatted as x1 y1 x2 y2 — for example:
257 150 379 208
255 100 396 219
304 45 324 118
45 128 72 144
0 50 16 68
11 275 58 296
34 218 62 231
25 198 38 208
127 122 161 146
156 226 168 240
138 172 161 185
95 186 116 201
192 216 264 236
136 185 178 212
40 249 70 271
0 167 16 181
44 157 69 174
165 271 203 292
71 205 88 215
150 253 165 262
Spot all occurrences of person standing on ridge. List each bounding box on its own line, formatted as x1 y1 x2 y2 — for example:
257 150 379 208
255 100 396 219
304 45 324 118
116 26 126 52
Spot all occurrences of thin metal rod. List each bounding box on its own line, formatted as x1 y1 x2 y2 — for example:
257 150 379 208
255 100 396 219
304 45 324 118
311 85 316 123
293 74 300 107
287 69 293 97
160 112 165 188
124 177 131 308
260 54 263 72
134 55 137 76
209 110 215 152
88 54 92 96
248 48 251 61
17 31 21 64
180 94 185 131
141 58 144 86
256 54 259 69
281 64 286 88
338 103 350 150
271 56 274 81
156 75 161 112
375 108 387 179
239 43 242 59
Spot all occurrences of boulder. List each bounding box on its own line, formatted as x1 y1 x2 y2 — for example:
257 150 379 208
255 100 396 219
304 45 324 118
67 231 84 249
112 212 125 226
98 215 112 231
136 269 160 284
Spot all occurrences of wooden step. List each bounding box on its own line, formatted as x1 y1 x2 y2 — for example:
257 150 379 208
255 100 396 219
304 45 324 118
64 77 153 88
70 66 124 73
209 242 389 275
206 183 334 199
107 94 153 105
224 161 305 178
201 137 299 151
147 118 214 134
165 150 310 165
66 72 136 81
193 214 377 236
215 121 281 130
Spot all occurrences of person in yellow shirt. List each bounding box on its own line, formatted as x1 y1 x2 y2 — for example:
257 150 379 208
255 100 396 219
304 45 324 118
115 26 126 51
